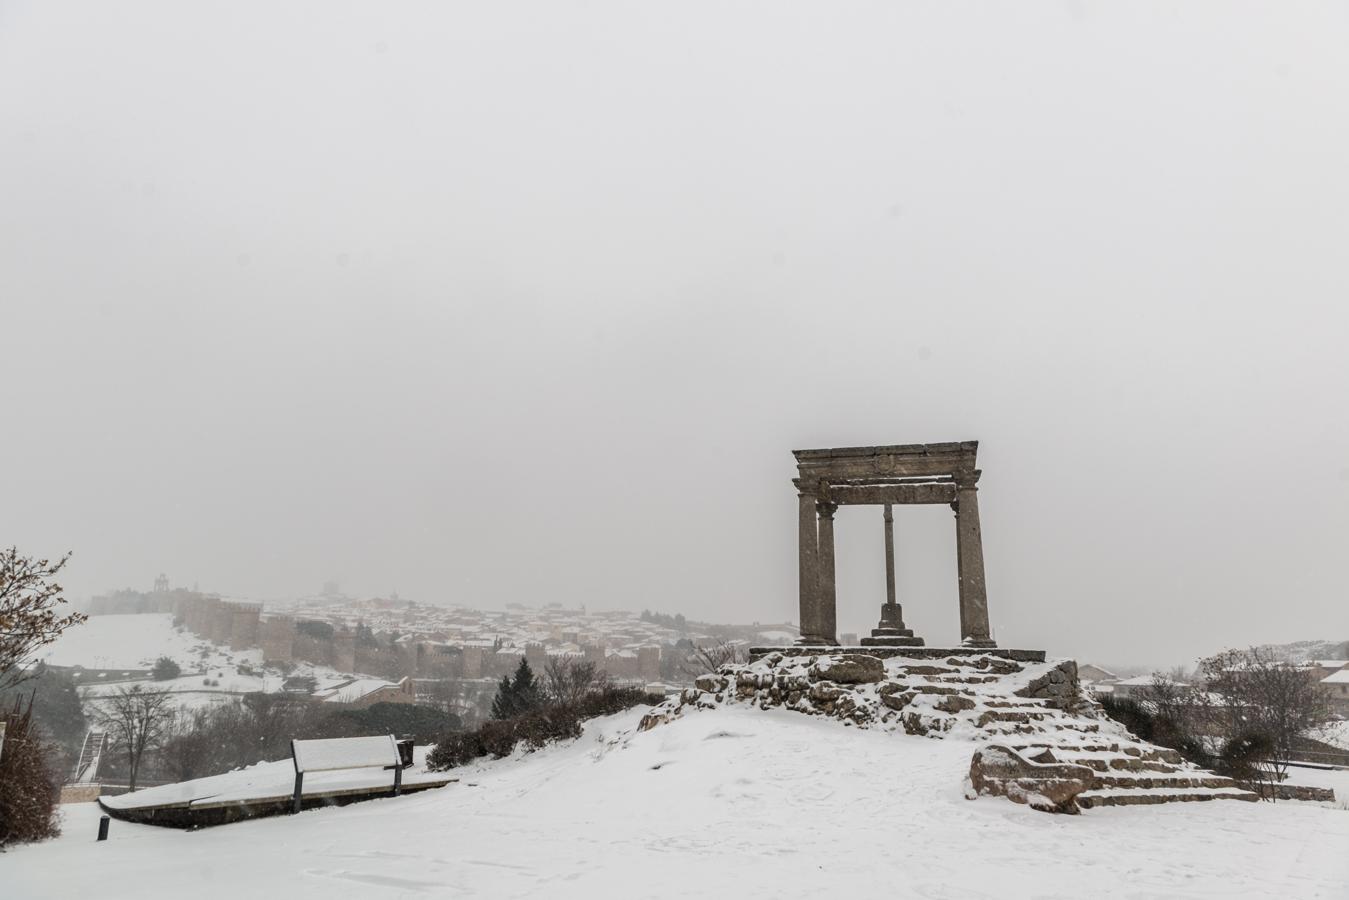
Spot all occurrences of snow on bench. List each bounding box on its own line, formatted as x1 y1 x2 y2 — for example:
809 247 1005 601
291 735 403 813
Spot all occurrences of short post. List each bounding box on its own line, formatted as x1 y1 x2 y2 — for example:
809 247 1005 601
291 739 303 814
97 815 110 841
393 763 403 797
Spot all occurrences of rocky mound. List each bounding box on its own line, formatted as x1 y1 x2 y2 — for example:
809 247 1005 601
641 651 1258 813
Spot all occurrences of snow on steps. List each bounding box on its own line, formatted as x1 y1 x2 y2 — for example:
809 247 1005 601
639 651 1259 812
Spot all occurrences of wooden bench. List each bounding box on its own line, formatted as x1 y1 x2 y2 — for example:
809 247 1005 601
290 735 404 814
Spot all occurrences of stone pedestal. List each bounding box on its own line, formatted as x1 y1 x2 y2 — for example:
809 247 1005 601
863 601 925 647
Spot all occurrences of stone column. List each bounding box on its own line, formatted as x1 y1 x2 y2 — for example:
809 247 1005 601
883 503 896 606
874 504 912 639
816 500 839 645
952 498 968 639
796 492 822 644
954 473 996 647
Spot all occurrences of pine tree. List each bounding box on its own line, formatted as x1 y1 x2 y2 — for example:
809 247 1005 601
490 673 515 719
512 659 541 712
490 658 543 720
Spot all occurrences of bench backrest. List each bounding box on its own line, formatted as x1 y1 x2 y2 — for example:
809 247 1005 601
292 735 400 774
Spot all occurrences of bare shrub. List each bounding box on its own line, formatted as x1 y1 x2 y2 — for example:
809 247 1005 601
427 685 662 772
544 657 608 707
0 694 61 847
159 707 215 783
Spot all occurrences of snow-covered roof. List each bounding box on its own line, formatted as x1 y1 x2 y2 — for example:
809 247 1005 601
1321 670 1349 684
315 678 400 704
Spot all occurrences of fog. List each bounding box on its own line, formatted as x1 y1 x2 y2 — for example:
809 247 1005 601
2 2 1346 668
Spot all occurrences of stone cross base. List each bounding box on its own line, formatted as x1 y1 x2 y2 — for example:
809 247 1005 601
751 646 1047 663
868 602 923 646
861 634 926 647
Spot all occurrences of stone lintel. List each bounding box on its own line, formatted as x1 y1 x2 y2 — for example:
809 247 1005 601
832 483 957 506
748 646 1046 664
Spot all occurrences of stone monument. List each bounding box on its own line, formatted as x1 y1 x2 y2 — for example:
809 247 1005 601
793 441 995 649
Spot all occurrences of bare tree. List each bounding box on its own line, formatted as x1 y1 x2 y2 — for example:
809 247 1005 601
1138 674 1202 741
1198 647 1333 785
680 640 747 678
97 685 172 791
544 657 608 707
158 707 214 783
0 548 85 693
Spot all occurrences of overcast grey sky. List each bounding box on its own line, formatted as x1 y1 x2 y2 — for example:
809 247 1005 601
2 2 1346 667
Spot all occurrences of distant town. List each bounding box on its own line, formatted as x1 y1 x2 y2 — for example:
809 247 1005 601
62 576 798 728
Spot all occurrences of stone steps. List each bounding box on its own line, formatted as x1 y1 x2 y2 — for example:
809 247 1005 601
997 736 1254 808
1076 786 1258 808
1094 773 1239 791
932 675 1001 685
1060 757 1183 774
1007 741 1183 764
976 709 1067 724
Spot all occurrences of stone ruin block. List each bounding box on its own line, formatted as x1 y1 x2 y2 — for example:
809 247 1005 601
967 744 1094 814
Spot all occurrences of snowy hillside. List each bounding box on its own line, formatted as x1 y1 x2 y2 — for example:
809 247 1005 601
1256 638 1349 664
5 707 1348 899
37 613 258 671
38 613 354 711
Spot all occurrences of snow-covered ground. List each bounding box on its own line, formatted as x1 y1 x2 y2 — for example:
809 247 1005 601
38 613 258 672
5 707 1348 899
1285 765 1349 807
1311 720 1349 751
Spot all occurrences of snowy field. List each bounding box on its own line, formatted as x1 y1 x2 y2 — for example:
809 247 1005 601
4 707 1348 899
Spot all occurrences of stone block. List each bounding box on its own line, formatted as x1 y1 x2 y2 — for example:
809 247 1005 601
694 674 729 694
811 655 885 684
936 695 976 713
968 745 1094 814
881 691 916 711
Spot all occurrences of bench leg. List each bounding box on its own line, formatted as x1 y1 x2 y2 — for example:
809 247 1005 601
293 772 304 814
393 765 403 797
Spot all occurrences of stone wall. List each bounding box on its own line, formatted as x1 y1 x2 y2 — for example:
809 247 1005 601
60 784 102 804
1259 783 1336 803
260 615 295 664
226 603 261 651
332 630 356 673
